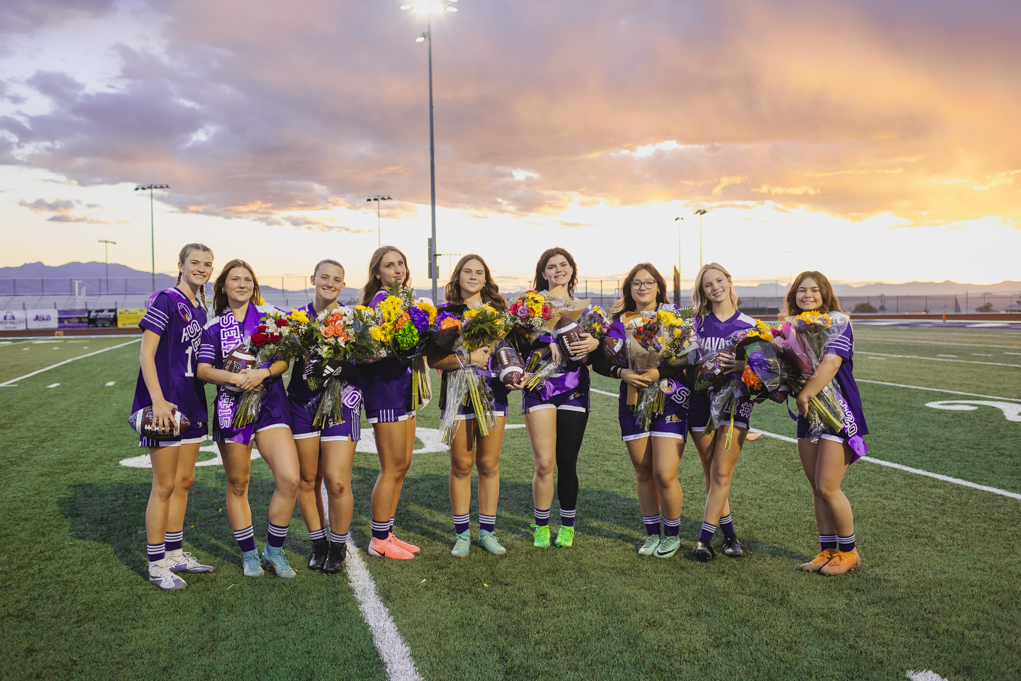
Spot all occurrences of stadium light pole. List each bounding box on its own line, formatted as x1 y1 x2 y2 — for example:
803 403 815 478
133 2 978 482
98 240 116 290
134 184 170 291
674 216 683 300
785 250 796 285
694 208 708 267
366 195 392 248
404 0 457 302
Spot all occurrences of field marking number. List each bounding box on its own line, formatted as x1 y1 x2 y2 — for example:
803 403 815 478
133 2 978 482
925 400 1021 422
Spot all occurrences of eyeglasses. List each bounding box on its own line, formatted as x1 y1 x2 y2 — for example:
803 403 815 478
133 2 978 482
632 280 657 291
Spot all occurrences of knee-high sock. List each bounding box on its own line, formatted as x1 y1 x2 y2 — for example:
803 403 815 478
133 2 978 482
554 410 588 511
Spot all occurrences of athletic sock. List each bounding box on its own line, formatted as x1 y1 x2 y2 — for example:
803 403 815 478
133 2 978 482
453 513 470 535
663 516 681 537
719 514 736 538
838 533 856 553
560 508 576 528
643 514 661 536
479 514 496 533
267 522 289 549
345 531 354 545
233 525 256 553
534 507 550 527
388 516 395 534
309 527 328 542
699 522 717 544
329 530 346 544
146 542 166 564
371 520 390 541
820 534 839 551
164 530 184 553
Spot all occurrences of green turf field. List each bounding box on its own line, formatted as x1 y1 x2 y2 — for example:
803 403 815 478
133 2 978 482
1 327 1019 680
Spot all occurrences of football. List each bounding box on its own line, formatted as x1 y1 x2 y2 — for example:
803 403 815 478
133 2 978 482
128 406 191 440
602 336 628 366
223 345 256 393
555 317 585 361
493 345 526 386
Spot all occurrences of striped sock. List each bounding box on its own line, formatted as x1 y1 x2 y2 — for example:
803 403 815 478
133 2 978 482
838 533 856 553
267 522 289 549
643 514 661 536
146 542 165 564
719 514 736 538
453 513 470 535
479 514 496 533
534 507 550 527
233 525 256 553
699 522 717 544
560 508 576 528
389 517 395 534
345 531 354 545
329 530 346 544
309 527 328 542
820 534 838 551
371 520 390 541
663 516 681 537
164 530 184 553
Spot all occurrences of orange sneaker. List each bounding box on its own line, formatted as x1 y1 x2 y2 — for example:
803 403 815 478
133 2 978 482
797 548 838 572
819 548 861 576
368 536 414 560
390 533 420 554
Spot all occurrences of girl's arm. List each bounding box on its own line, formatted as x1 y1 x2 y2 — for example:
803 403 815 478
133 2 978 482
568 332 601 363
428 348 491 371
139 330 176 432
235 359 289 392
196 362 246 388
796 355 843 416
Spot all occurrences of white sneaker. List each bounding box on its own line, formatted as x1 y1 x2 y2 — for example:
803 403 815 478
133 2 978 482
148 560 187 590
165 550 214 573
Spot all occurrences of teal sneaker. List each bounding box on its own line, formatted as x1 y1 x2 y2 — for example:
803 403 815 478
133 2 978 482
654 536 681 558
554 525 575 548
531 524 551 549
260 546 298 578
478 530 507 556
242 549 264 578
451 530 471 558
638 535 661 557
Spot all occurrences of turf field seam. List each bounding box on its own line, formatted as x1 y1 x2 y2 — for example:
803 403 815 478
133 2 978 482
856 379 1021 403
0 338 141 387
857 350 1020 367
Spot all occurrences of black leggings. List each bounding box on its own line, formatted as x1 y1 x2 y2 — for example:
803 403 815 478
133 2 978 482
555 410 589 509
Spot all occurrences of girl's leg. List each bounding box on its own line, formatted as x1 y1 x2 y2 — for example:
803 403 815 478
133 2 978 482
449 418 477 541
387 416 419 550
368 420 414 558
145 445 181 561
163 441 214 572
294 435 326 546
797 438 839 570
650 437 685 556
816 439 861 574
624 438 660 519
524 408 557 546
693 427 745 560
554 410 588 539
219 441 257 561
691 430 733 521
254 427 301 577
474 416 507 555
322 439 358 537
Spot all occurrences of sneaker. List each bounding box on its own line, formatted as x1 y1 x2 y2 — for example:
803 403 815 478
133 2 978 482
368 536 414 560
638 535 661 557
308 539 329 571
819 548 861 576
322 542 347 574
261 546 298 579
148 561 187 590
389 533 421 554
531 524 551 549
451 530 471 558
554 526 574 548
798 548 838 572
692 540 716 562
242 549 264 578
721 535 745 557
165 550 214 573
478 530 507 556
654 536 681 558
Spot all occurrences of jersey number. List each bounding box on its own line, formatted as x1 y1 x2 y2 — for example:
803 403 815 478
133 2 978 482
184 345 194 377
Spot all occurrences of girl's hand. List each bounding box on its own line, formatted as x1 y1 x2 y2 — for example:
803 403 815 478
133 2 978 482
719 351 745 375
640 368 661 384
152 398 179 434
621 368 652 389
568 332 600 358
507 376 529 392
796 388 814 417
471 345 493 368
548 343 562 366
237 367 270 392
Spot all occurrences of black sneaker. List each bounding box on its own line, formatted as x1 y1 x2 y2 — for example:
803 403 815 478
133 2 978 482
322 542 347 574
692 540 716 562
721 535 744 557
308 538 329 571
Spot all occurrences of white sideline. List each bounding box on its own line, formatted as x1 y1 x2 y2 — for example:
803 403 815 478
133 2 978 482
906 670 949 681
858 350 1020 368
856 379 1021 403
319 486 423 681
0 338 141 387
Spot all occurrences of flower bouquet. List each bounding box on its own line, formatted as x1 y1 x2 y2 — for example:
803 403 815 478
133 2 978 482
374 285 437 410
232 308 302 428
430 309 463 355
704 319 779 447
577 305 609 341
622 306 692 430
778 311 850 441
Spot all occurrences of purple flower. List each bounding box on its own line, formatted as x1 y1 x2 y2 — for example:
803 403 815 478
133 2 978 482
407 307 430 333
433 311 457 329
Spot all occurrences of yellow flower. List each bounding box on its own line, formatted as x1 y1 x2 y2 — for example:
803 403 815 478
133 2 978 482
370 326 390 343
288 308 309 324
415 300 438 325
656 310 680 326
379 296 403 326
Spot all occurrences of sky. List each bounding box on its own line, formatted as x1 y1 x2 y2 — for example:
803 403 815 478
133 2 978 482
1 0 1019 291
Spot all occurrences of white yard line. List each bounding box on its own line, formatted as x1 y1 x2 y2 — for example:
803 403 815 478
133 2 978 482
46 383 59 388
591 388 618 397
857 337 1021 350
858 350 1020 367
0 338 141 387
105 381 116 386
856 379 1021 403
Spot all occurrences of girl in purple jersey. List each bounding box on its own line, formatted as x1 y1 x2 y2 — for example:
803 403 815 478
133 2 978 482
196 260 301 580
134 243 214 590
592 264 690 558
785 271 867 576
689 262 756 562
288 259 363 574
428 254 526 558
521 248 600 549
361 246 421 560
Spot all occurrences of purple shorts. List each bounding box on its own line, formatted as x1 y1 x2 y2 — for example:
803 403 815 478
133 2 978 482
688 389 753 433
618 380 690 442
290 396 361 442
521 386 590 414
139 420 208 449
213 380 291 446
440 373 509 421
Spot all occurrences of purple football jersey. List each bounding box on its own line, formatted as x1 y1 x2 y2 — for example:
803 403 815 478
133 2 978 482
131 288 208 423
824 321 869 437
363 288 413 412
523 295 591 402
695 310 757 353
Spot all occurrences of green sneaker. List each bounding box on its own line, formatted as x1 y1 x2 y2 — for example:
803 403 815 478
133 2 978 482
654 536 681 558
638 535 661 557
242 549 264 578
554 525 574 548
531 524 551 549
261 546 298 578
478 530 507 556
451 530 471 558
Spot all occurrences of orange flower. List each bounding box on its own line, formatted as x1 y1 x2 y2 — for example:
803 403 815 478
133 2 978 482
323 326 336 338
327 312 342 325
397 311 411 327
335 330 349 342
741 365 762 390
440 317 462 330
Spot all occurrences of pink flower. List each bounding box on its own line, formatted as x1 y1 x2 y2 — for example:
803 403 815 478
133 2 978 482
516 306 530 319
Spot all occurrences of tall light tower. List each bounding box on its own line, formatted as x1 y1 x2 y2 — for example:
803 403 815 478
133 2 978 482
404 0 457 302
134 184 170 291
366 195 392 247
694 208 708 267
785 250 797 286
98 239 116 290
674 216 683 304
